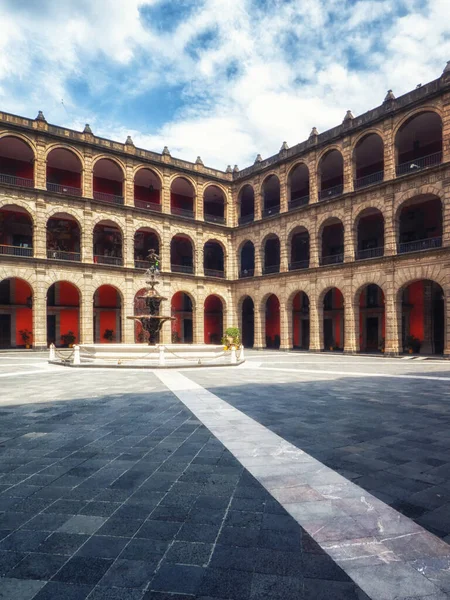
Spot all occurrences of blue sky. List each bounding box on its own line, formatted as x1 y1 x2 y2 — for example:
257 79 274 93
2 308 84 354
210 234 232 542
0 0 449 169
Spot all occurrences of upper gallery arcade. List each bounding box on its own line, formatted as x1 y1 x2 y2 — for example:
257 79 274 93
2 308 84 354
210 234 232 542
1 60 450 355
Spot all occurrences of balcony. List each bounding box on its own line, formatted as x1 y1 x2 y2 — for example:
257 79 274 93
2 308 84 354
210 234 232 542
204 268 225 279
320 253 344 266
354 171 384 190
356 247 384 260
171 207 195 219
134 199 162 212
398 236 442 254
47 250 81 262
93 191 124 205
0 244 33 257
94 255 123 266
396 152 442 177
47 183 82 197
262 206 280 218
239 214 254 225
288 195 309 210
204 214 226 225
263 264 280 275
134 259 148 269
319 184 344 200
171 264 194 274
0 173 33 188
239 268 254 278
289 260 309 271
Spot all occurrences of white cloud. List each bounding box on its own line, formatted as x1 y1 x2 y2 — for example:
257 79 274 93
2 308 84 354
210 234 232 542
0 0 449 169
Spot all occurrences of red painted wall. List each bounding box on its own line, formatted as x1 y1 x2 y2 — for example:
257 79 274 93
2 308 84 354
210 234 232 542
0 157 33 179
59 282 79 306
100 312 117 342
16 308 32 346
171 292 183 339
60 310 79 344
98 286 119 307
266 295 280 345
93 176 122 196
204 296 222 344
171 193 193 211
134 185 160 204
47 166 80 188
408 280 424 340
292 292 302 347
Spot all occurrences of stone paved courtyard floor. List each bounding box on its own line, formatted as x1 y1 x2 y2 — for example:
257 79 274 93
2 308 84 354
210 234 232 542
0 350 450 599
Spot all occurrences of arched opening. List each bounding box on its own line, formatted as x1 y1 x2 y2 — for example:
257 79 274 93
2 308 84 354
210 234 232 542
204 295 223 344
323 288 344 350
47 282 80 347
171 292 193 343
401 280 444 355
398 195 442 254
239 241 255 278
353 134 384 190
359 285 385 352
134 228 160 269
241 297 254 348
265 294 280 349
356 208 384 260
93 285 122 343
93 159 124 204
171 235 194 274
171 177 195 218
292 292 310 350
396 111 443 176
46 214 81 262
289 227 309 271
263 235 280 274
0 205 33 257
204 241 225 278
46 148 82 196
320 218 344 265
204 185 225 224
0 136 34 188
0 278 33 348
134 168 161 212
239 185 255 225
319 150 344 200
93 221 123 266
262 175 281 217
288 163 309 209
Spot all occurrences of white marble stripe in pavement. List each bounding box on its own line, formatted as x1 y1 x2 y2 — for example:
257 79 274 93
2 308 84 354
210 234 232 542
156 369 450 600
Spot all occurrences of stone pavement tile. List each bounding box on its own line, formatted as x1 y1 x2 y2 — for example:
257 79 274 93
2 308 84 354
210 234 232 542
94 489 131 503
20 513 69 532
0 529 48 552
250 573 303 600
58 514 106 534
52 556 114 585
0 511 35 529
257 527 302 551
150 504 191 522
302 553 352 581
165 540 212 565
225 510 262 528
142 592 193 600
150 563 205 595
0 549 26 575
209 544 255 572
89 588 144 600
136 520 180 541
383 531 450 561
33 486 71 500
176 522 220 543
43 499 87 515
99 558 159 589
159 492 197 509
253 548 304 577
6 552 66 580
303 578 367 600
31 581 94 600
36 532 90 555
409 557 450 592
217 525 260 548
198 567 253 600
0 577 46 600
78 501 121 517
75 535 129 559
120 538 170 561
96 517 145 538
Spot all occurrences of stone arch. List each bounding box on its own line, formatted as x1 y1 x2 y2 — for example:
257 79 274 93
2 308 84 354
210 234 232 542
92 154 126 176
168 173 197 191
0 201 36 226
393 185 442 217
46 207 83 230
91 215 126 237
0 131 37 154
351 127 385 151
170 231 196 251
316 144 343 165
45 143 85 170
132 164 163 184
393 105 443 138
93 282 124 343
45 272 84 292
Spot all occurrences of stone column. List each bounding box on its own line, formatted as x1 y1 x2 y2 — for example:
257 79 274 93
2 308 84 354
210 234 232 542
196 180 204 222
280 226 288 272
123 276 135 343
279 303 290 350
343 203 354 263
279 165 288 213
255 185 262 221
383 118 396 181
124 161 134 207
82 205 94 264
384 198 396 256
35 198 47 259
124 214 135 269
309 296 321 351
80 273 94 344
385 287 401 355
33 268 47 349
342 141 353 194
161 172 171 214
343 286 358 353
83 151 94 199
442 186 450 247
309 222 319 268
253 301 264 349
309 155 319 204
194 290 204 344
254 241 262 276
34 137 47 191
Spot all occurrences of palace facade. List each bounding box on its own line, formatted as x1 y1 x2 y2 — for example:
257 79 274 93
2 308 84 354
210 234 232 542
1 62 450 355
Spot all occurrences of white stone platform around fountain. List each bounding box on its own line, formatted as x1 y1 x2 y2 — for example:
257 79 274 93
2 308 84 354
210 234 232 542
48 343 245 368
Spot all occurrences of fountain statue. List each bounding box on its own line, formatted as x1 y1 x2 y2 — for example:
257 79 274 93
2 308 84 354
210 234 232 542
127 249 175 345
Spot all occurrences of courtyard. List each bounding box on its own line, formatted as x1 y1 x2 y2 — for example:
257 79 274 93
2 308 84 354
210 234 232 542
0 351 450 599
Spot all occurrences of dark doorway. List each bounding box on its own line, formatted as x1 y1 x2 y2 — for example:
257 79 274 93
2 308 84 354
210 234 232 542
433 292 444 354
366 317 379 350
0 315 11 348
183 319 193 344
324 318 333 348
301 320 310 350
47 315 56 345
242 297 254 348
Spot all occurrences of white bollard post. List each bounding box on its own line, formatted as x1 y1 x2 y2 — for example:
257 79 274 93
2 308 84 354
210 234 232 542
49 343 55 360
73 345 81 365
239 344 245 361
231 346 237 364
159 345 166 366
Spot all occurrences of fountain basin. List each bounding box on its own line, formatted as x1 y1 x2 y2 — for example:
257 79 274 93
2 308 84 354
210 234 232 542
48 343 245 368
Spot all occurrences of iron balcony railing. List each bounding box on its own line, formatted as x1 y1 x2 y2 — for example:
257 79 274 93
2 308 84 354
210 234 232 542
171 263 194 274
263 264 280 274
94 255 123 266
204 268 225 278
47 250 81 262
262 206 280 218
171 206 195 219
320 253 344 266
354 171 384 190
239 213 254 225
134 199 162 212
239 268 254 278
134 259 148 269
47 183 82 196
396 151 442 176
288 195 309 210
398 236 442 254
0 244 33 257
356 247 384 260
0 173 34 188
93 191 124 205
204 214 226 225
289 260 309 271
319 184 344 200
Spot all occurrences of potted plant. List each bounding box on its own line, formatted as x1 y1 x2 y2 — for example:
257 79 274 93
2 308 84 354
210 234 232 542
103 329 115 343
378 337 385 353
61 331 76 348
19 329 32 349
172 330 180 343
137 330 145 343
405 335 421 354
222 327 241 350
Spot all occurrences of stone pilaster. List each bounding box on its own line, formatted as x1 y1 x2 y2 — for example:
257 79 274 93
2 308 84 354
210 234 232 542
35 198 47 259
384 197 396 256
253 303 264 349
162 172 171 214
343 286 358 352
279 303 290 350
34 137 47 191
421 280 433 354
33 267 47 349
124 214 135 269
194 290 204 344
123 275 135 343
309 222 319 268
124 161 135 207
254 183 262 220
309 155 319 204
343 203 354 262
444 287 450 356
384 287 401 355
342 141 353 194
383 117 395 181
309 297 321 351
441 90 450 164
80 273 94 344
442 185 450 247
196 180 204 221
